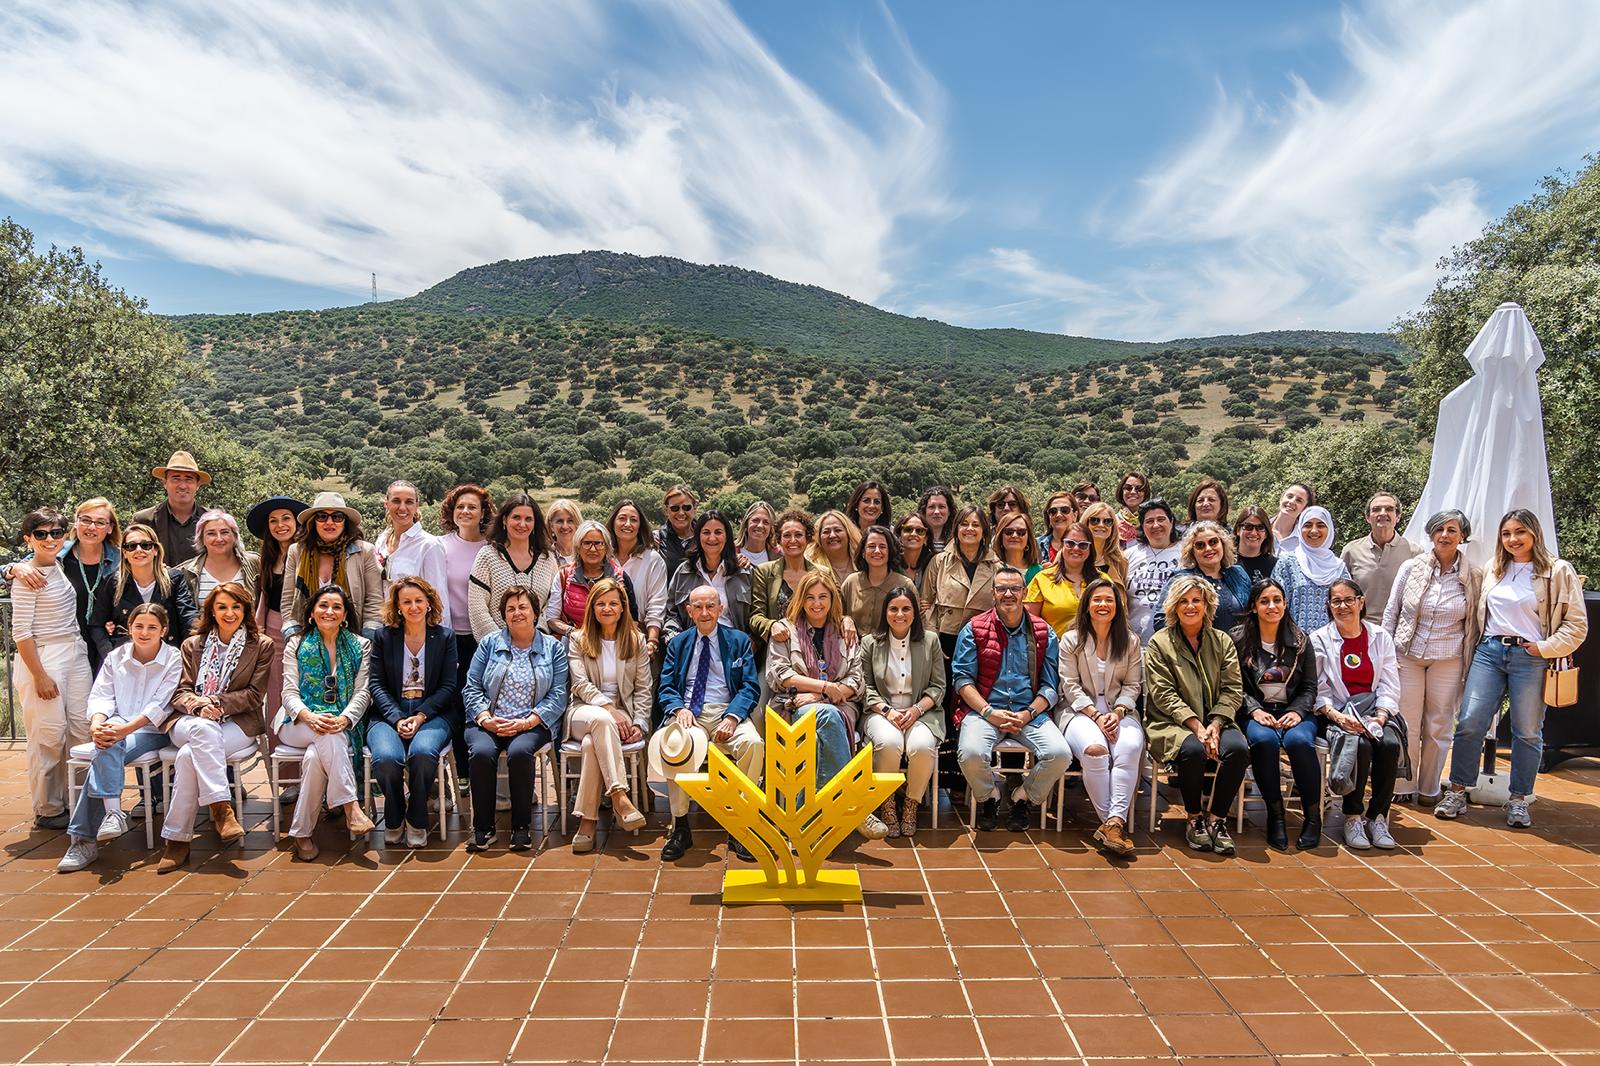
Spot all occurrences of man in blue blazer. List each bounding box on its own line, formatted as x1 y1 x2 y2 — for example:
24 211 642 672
654 586 763 861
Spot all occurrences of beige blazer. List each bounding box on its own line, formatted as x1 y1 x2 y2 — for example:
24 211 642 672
1057 625 1143 723
1466 558 1588 658
566 636 654 733
919 548 1000 636
859 630 947 743
280 541 384 638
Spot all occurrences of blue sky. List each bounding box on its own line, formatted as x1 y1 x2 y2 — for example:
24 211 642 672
3 1 1598 339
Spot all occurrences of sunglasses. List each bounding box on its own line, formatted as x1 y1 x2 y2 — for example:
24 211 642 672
667 503 694 513
315 512 346 524
1086 517 1112 526
1062 539 1092 551
323 674 340 704
1237 523 1266 533
29 527 68 540
123 541 157 552
898 526 925 535
1002 527 1029 537
1195 538 1223 550
1047 506 1074 516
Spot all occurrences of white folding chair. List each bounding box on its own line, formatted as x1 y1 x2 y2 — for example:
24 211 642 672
361 746 458 841
269 744 305 838
1144 751 1246 834
464 743 557 834
67 743 163 849
1235 735 1331 832
967 738 1049 830
555 736 651 837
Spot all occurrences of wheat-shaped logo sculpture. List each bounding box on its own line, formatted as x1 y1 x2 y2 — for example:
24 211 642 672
676 708 903 903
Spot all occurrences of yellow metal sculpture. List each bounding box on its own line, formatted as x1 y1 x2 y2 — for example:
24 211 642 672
676 708 904 904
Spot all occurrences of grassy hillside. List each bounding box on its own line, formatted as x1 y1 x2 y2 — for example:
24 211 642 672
399 251 1401 368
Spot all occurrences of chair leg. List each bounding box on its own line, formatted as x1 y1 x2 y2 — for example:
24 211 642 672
363 750 375 823
928 761 939 831
270 760 281 839
558 754 569 838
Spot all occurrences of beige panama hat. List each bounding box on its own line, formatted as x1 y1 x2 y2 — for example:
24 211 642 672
151 450 212 486
647 719 709 783
297 490 363 527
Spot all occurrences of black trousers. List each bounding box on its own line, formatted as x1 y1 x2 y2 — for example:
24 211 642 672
1173 729 1250 816
452 634 477 778
1341 722 1403 819
937 631 963 792
464 721 551 833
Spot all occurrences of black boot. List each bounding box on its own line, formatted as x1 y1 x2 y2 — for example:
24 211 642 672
727 835 754 862
1265 805 1289 853
1295 814 1322 852
975 797 1000 832
661 819 693 862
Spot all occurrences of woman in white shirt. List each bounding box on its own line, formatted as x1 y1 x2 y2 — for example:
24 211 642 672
1057 579 1144 857
858 586 947 838
373 480 451 627
564 578 650 853
1435 510 1588 828
10 509 94 830
608 499 667 662
59 604 181 871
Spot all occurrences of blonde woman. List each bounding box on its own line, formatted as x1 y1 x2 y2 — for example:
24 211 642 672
547 498 583 568
178 509 260 614
806 510 861 587
1079 502 1128 588
565 577 651 852
1157 521 1253 633
110 521 197 648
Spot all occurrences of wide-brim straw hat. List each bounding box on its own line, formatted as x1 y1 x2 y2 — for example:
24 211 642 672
297 491 362 527
151 450 212 486
647 719 709 782
245 497 309 539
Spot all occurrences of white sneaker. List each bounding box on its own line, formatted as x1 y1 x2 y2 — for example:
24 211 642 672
1506 798 1533 828
1344 816 1371 850
1369 814 1396 849
406 825 428 848
1433 790 1470 820
383 827 405 845
858 813 889 840
96 808 129 842
58 839 98 873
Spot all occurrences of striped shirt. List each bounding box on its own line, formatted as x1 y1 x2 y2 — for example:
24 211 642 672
11 565 80 643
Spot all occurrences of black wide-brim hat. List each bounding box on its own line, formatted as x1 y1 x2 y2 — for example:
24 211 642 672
246 496 309 539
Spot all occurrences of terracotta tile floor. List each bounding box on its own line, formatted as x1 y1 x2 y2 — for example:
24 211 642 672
4 744 1600 1065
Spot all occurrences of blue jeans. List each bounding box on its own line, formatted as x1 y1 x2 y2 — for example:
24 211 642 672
957 710 1071 805
1243 715 1321 812
1449 638 1549 798
367 715 454 830
67 730 170 841
795 702 854 795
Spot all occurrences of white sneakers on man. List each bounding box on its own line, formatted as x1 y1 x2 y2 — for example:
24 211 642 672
96 809 129 842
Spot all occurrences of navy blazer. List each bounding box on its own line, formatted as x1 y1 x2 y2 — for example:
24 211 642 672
370 623 460 726
658 624 760 725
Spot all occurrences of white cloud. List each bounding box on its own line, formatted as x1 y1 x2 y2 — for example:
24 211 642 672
1026 0 1600 339
0 0 947 304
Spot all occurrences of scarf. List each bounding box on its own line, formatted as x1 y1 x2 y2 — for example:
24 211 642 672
798 622 844 688
292 627 366 772
1290 506 1344 587
296 543 351 603
197 629 246 697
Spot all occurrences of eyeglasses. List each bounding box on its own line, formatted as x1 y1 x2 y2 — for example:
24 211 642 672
76 516 111 528
1062 539 1092 551
1329 597 1362 608
1195 538 1223 550
315 512 346 524
30 527 68 540
1047 506 1074 516
123 541 156 552
667 503 694 513
993 587 1024 597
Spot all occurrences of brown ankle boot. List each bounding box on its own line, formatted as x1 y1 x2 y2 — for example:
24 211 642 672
210 802 245 844
879 800 901 838
900 797 920 837
1093 816 1135 857
157 839 190 873
291 837 320 862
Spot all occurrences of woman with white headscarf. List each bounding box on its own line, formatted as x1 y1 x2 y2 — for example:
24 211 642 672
1270 507 1349 635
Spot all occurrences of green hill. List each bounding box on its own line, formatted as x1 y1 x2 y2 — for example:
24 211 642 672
400 251 1400 367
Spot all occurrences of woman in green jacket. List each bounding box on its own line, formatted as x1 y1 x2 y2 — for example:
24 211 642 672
1143 574 1247 856
859 586 947 837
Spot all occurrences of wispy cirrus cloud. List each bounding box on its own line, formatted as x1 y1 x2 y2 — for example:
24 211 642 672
1003 0 1600 340
0 0 948 304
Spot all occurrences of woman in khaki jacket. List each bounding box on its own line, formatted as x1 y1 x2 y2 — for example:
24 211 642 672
280 492 384 641
860 587 947 837
1435 510 1588 829
564 578 650 852
1381 509 1483 804
1057 579 1144 856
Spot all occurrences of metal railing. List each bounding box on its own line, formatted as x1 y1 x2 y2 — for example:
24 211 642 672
0 597 16 739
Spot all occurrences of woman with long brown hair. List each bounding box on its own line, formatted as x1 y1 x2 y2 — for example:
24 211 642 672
565 577 650 852
281 492 383 640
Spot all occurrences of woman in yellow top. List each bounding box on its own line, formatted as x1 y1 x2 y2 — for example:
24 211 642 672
1025 520 1104 637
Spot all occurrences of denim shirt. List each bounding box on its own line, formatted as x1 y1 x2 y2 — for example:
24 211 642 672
463 628 570 735
951 616 1060 713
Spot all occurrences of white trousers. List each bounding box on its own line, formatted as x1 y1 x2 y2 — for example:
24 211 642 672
162 717 253 842
667 705 765 818
860 713 939 803
567 704 633 821
16 639 93 817
276 720 359 839
1396 654 1465 798
1062 713 1146 822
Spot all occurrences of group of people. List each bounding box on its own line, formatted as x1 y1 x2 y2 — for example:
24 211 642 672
5 452 1586 874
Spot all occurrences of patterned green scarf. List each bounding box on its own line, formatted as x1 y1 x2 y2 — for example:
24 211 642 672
294 627 365 774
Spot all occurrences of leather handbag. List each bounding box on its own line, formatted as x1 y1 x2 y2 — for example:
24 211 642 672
1545 656 1580 708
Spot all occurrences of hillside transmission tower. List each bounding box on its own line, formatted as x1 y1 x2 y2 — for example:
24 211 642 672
370 273 377 302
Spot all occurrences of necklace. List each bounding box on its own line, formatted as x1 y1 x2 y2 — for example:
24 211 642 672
74 554 105 624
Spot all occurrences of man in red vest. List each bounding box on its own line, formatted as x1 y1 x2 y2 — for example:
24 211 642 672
952 566 1070 832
